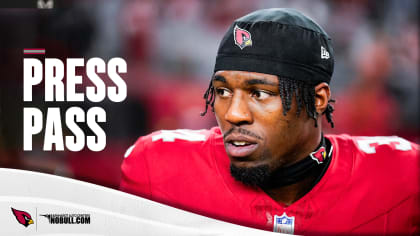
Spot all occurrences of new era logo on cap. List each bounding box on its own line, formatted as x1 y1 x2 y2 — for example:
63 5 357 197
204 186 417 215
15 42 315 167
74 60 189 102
321 46 330 59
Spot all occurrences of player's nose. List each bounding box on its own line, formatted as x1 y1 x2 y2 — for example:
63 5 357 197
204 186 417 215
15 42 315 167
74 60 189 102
224 91 253 125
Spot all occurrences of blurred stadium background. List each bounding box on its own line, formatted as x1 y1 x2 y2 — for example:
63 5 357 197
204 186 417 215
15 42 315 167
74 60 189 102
0 0 418 189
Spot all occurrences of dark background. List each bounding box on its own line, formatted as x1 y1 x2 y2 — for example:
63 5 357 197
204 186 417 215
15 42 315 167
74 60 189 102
0 0 418 189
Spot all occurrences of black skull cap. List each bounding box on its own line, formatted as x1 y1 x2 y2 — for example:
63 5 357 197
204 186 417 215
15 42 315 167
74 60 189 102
214 8 334 84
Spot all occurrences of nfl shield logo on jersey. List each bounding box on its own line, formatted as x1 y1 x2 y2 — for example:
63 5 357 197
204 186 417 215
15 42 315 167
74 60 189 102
273 212 295 234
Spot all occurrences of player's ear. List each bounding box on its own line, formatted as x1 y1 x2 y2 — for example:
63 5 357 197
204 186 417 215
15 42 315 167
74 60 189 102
314 83 330 114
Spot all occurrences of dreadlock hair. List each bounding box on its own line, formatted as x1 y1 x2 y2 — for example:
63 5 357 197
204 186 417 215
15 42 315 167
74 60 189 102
200 76 335 128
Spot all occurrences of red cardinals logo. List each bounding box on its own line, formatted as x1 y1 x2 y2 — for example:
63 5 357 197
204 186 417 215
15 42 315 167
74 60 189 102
11 208 34 227
233 25 252 49
310 146 327 164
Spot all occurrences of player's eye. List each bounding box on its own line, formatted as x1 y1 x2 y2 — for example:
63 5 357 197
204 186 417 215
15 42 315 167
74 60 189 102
251 90 272 100
215 88 232 98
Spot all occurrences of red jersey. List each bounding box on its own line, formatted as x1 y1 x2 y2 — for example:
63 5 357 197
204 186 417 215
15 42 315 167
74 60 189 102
120 127 420 235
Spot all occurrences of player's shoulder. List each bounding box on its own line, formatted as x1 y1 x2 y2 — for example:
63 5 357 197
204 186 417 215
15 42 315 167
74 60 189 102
328 134 419 193
324 134 419 231
124 127 221 161
327 134 419 171
327 134 419 160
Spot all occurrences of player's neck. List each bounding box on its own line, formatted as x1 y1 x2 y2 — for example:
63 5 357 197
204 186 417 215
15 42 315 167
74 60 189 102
262 130 325 206
263 174 318 206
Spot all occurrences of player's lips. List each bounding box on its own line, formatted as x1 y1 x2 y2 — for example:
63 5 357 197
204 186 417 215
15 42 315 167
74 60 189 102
224 135 259 158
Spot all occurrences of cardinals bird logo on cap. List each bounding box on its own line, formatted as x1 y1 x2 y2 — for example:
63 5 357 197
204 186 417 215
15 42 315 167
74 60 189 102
11 208 34 227
233 25 252 50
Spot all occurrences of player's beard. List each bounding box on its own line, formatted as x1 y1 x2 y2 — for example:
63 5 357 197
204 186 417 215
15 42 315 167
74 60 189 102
229 148 274 187
230 164 271 187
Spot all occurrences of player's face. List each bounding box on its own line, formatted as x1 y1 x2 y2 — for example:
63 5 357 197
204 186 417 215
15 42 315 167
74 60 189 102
213 70 318 174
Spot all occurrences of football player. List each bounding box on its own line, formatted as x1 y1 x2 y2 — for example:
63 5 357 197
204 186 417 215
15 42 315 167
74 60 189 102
121 8 419 235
